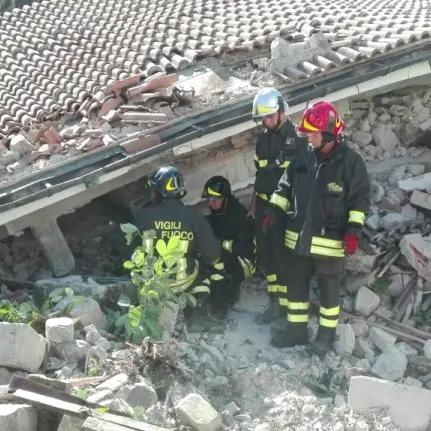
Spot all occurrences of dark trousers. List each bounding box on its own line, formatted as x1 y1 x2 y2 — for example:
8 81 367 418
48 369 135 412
281 253 345 331
255 196 282 296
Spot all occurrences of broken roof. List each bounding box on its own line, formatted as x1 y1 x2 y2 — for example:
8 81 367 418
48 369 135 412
0 0 430 185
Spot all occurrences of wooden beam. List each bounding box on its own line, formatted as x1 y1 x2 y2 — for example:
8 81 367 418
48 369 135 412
89 411 170 431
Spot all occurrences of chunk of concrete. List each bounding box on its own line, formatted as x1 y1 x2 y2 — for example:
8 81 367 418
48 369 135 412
45 317 75 343
351 131 372 148
52 340 90 362
175 393 222 431
424 339 431 359
388 165 406 186
57 415 85 431
96 373 129 392
388 273 412 297
334 324 355 355
371 345 407 381
406 164 425 176
9 134 34 157
354 286 381 318
353 338 374 360
365 214 380 230
401 204 417 219
124 380 158 409
399 172 431 192
0 368 28 385
410 189 431 211
54 296 107 330
372 124 400 151
380 213 405 229
369 327 397 351
348 376 431 431
399 234 431 283
31 218 75 277
370 180 385 203
0 323 47 373
0 404 37 431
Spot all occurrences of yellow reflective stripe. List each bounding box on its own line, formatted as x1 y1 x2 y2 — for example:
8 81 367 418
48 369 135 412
269 193 289 211
214 262 224 270
319 317 339 328
279 298 289 306
223 240 233 253
268 284 278 293
288 314 309 323
320 305 340 316
278 285 287 294
256 193 268 200
211 274 224 281
258 159 268 167
191 285 211 295
266 274 277 282
208 187 222 197
279 160 290 168
311 237 343 249
349 210 365 225
310 245 345 257
288 301 309 310
238 257 254 279
257 104 276 114
286 230 299 241
285 239 296 249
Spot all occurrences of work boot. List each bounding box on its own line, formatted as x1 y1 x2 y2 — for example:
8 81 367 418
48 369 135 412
270 317 288 337
270 323 309 348
310 327 336 357
255 295 280 325
187 300 225 333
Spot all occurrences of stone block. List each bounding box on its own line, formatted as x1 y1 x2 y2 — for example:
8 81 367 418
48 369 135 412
45 317 75 343
0 404 37 431
369 327 397 351
96 373 129 392
371 345 407 381
175 393 222 431
354 286 381 318
348 376 431 431
124 380 158 409
0 323 47 373
52 340 90 362
158 301 180 335
372 124 400 151
410 189 431 211
399 172 431 192
334 324 355 355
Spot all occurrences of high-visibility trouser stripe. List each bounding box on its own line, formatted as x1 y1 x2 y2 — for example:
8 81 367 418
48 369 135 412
214 262 225 270
269 193 290 212
211 261 225 281
223 240 233 253
266 273 278 293
256 193 268 200
287 301 310 323
311 237 343 249
348 210 365 225
310 236 344 258
279 161 290 168
278 285 287 294
238 257 255 279
191 278 211 295
319 305 340 328
253 154 268 168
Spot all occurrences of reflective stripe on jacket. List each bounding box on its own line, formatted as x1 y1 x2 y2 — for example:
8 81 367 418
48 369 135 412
269 142 370 258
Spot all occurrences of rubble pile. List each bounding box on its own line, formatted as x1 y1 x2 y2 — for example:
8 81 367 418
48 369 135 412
345 89 431 162
0 71 194 184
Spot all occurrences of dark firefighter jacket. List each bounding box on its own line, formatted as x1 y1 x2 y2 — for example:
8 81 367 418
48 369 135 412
135 199 221 291
268 142 370 258
254 119 306 200
206 196 256 278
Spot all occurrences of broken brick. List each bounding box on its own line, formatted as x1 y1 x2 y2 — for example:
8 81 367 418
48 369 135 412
122 112 168 123
107 74 141 93
158 105 175 120
120 134 161 153
130 92 163 104
99 97 123 116
44 127 63 144
125 73 177 99
101 110 121 123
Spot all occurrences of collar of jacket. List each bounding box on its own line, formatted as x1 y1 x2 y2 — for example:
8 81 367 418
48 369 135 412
264 118 293 137
317 139 347 164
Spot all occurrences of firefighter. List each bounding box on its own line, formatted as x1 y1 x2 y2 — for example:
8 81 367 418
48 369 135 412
202 176 256 318
134 166 225 331
249 87 306 325
263 100 370 355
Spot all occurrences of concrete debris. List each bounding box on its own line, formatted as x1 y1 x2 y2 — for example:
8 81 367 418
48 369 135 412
175 393 222 431
334 324 355 355
400 234 431 283
371 345 408 381
45 317 75 344
354 286 381 318
0 323 47 373
368 327 397 351
388 273 412 297
0 404 37 431
122 380 158 409
348 376 431 431
399 172 431 192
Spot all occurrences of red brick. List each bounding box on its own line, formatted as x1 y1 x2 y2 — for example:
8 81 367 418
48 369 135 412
125 73 177 99
44 127 63 144
99 97 123 116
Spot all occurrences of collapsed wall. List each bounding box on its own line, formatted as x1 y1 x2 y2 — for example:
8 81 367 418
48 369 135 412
1 86 431 280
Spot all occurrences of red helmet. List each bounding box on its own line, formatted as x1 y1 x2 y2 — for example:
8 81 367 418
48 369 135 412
296 100 344 137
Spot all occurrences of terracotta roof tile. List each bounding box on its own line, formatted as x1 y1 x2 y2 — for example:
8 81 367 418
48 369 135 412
0 0 429 143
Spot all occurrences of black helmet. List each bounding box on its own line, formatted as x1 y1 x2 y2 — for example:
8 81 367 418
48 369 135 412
202 176 232 199
148 166 186 199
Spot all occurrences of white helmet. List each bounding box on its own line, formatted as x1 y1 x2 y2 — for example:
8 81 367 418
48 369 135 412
252 87 289 119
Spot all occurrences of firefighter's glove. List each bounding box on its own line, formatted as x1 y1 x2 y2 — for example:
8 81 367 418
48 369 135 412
344 234 359 255
261 205 278 235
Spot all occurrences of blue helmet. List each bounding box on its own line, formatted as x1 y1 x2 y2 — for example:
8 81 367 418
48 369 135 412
148 166 186 199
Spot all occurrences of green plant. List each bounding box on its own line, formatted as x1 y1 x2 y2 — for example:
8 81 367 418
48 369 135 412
42 287 74 313
413 308 431 327
115 224 190 344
